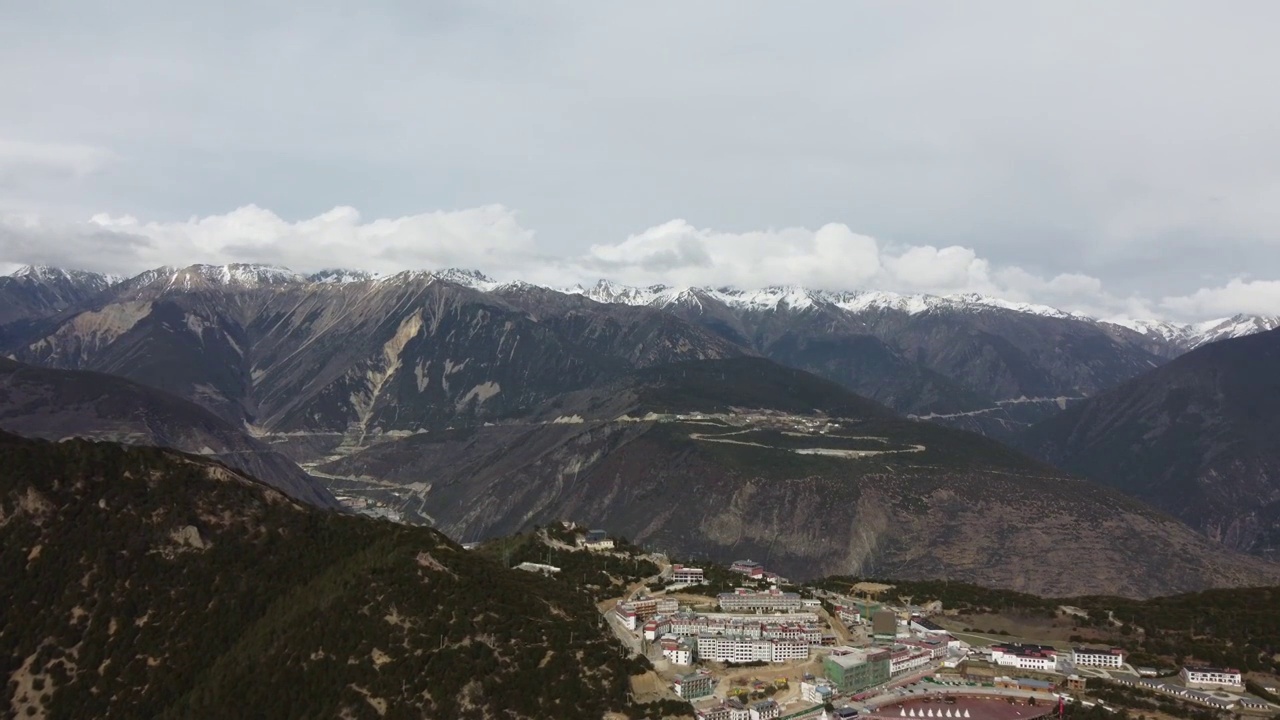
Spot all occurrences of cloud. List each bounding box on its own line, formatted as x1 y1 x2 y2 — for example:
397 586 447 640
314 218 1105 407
0 204 536 277
1161 279 1280 318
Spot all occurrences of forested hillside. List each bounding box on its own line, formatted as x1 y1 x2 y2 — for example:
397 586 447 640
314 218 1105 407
0 432 669 719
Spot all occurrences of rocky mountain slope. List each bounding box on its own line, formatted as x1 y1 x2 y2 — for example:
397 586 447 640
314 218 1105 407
0 431 663 719
2 265 741 453
5 264 1278 443
0 358 338 509
316 357 1280 598
559 282 1275 439
0 265 116 325
1020 328 1280 558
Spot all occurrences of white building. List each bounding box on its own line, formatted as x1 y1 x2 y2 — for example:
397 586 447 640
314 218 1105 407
890 647 933 676
990 644 1059 672
672 565 705 584
1181 666 1243 689
659 635 694 665
514 562 560 575
749 699 780 720
1072 647 1126 669
801 679 837 704
695 633 811 664
615 596 679 631
717 588 804 613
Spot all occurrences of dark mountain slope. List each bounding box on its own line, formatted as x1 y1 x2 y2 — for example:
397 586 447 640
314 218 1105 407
0 432 660 719
4 268 742 451
0 266 115 325
1020 328 1280 556
318 358 1280 598
0 358 337 509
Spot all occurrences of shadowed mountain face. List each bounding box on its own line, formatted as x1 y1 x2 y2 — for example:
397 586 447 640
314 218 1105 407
315 358 1280 598
1020 328 1280 558
0 358 338 509
0 432 649 719
2 269 742 448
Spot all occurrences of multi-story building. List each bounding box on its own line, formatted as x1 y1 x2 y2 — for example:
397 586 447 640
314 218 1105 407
890 646 933 676
730 560 764 575
990 643 1060 672
718 588 804 613
615 596 679 630
800 679 837 704
823 647 892 695
695 633 811 664
1181 666 1243 689
749 699 780 720
833 602 862 627
659 635 694 665
1071 647 1126 669
642 617 672 641
674 670 716 699
672 565 706 584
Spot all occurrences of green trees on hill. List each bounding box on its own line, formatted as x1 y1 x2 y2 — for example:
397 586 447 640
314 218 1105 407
0 433 676 719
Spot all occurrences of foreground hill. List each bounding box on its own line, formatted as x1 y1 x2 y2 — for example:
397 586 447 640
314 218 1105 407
318 358 1280 598
0 358 337 509
1020 328 1280 557
0 432 661 719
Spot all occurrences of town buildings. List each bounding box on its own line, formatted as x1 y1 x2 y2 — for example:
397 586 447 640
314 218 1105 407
672 565 706 584
889 645 933 676
659 635 694 665
581 529 615 550
695 633 811 663
800 678 837 704
1071 647 1126 669
909 616 949 636
1181 666 1243 689
823 647 892 694
749 699 780 720
664 613 822 643
614 595 679 630
718 588 804 613
674 670 716 699
990 643 1060 672
696 699 750 720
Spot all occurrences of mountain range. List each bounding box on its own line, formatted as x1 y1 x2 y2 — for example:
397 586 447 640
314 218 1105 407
3 262 1280 595
4 263 1276 442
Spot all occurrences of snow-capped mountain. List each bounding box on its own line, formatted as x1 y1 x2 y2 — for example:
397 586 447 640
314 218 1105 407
1105 315 1280 354
4 262 1276 442
0 264 119 324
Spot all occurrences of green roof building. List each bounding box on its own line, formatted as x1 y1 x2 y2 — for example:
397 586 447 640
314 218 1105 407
824 648 891 695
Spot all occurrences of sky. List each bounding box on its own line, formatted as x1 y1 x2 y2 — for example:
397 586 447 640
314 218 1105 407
2 2 1279 322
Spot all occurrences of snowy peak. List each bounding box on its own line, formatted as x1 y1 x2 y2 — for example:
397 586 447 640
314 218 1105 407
161 264 307 290
1106 314 1280 352
309 269 382 284
7 264 117 291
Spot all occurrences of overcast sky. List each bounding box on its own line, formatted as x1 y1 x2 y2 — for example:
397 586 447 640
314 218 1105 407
2 1 1279 321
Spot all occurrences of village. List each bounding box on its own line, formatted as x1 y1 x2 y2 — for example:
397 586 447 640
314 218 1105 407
515 525 1280 720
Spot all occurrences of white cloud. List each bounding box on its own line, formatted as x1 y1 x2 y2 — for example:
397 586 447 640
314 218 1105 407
0 204 536 277
2 205 1277 323
1161 279 1280 318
